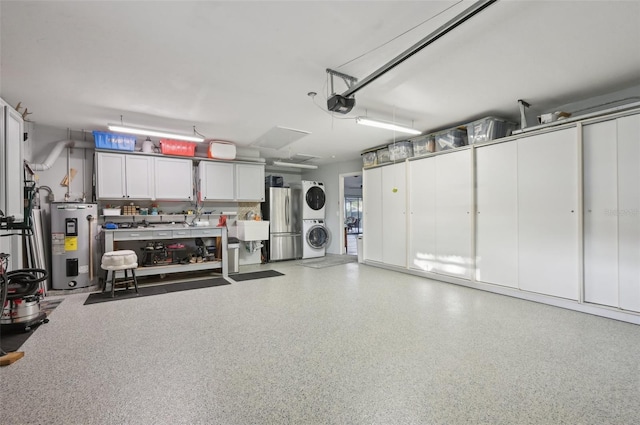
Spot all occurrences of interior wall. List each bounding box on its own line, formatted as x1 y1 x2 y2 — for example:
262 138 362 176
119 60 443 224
302 158 362 255
28 124 95 214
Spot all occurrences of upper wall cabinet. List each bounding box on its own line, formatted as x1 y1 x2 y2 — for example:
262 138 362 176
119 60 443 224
198 161 265 202
199 161 235 201
95 152 266 203
96 152 154 200
236 163 265 202
154 156 193 201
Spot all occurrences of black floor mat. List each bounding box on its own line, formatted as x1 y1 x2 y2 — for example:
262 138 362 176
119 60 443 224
84 278 229 305
1 299 63 353
231 270 284 281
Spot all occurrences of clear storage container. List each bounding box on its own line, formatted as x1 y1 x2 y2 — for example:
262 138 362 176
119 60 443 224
467 116 517 144
377 147 390 164
362 151 377 167
388 141 413 161
412 135 435 156
435 127 467 151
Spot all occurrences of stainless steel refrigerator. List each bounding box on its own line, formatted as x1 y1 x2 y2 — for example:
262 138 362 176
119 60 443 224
50 203 98 289
262 187 301 261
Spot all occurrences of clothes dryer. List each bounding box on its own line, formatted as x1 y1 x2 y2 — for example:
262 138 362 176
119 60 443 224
302 180 326 219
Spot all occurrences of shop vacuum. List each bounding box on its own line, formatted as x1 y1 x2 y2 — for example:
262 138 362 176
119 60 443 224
0 254 49 333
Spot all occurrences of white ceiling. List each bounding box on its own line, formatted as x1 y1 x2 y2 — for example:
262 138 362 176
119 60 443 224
1 1 639 165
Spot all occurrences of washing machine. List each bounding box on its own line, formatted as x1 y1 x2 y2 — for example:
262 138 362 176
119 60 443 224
302 180 326 219
303 219 330 259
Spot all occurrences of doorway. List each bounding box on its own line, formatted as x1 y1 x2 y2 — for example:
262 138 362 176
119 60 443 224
339 172 362 255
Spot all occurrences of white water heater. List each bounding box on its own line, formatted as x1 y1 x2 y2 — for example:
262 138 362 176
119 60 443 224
50 203 98 289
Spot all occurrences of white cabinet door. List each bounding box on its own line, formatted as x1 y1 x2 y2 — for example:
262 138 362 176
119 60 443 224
476 142 518 287
0 101 24 269
3 106 24 220
382 162 407 267
199 161 235 201
518 128 579 300
617 114 640 313
435 149 473 278
408 157 437 272
96 152 126 199
363 167 383 262
236 163 265 201
154 157 192 200
125 155 154 200
583 120 619 307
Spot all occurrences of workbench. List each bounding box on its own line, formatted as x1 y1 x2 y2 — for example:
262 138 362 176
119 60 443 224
102 225 228 279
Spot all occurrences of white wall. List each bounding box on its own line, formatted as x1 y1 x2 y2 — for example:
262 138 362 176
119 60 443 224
27 125 95 213
302 158 362 254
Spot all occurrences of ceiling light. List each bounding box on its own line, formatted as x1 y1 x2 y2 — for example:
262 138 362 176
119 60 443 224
107 124 205 142
272 161 318 170
355 117 422 135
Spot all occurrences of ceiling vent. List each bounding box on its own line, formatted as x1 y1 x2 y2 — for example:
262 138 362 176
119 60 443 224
252 126 310 150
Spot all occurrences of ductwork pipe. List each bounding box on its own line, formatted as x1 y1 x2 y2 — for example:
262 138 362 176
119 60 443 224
27 139 94 171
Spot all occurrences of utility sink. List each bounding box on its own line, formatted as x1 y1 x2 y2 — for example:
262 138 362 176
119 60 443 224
236 220 270 241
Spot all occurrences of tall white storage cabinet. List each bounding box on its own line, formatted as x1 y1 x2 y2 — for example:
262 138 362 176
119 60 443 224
583 119 619 307
517 128 580 300
475 142 519 287
434 150 473 278
408 150 472 278
363 167 383 262
617 114 640 312
381 162 407 268
0 99 24 269
1 104 24 221
585 113 640 312
408 157 436 272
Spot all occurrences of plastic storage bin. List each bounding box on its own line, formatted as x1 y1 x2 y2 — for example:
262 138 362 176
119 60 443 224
377 147 390 164
412 135 436 156
92 131 136 151
160 139 197 157
208 140 236 160
388 141 413 161
362 151 377 167
435 128 467 151
102 207 121 216
467 117 517 144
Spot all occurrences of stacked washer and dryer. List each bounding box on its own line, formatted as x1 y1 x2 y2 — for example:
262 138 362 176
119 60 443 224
301 180 330 259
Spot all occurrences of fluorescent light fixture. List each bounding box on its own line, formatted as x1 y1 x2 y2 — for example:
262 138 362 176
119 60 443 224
355 117 421 135
272 161 318 170
107 124 205 142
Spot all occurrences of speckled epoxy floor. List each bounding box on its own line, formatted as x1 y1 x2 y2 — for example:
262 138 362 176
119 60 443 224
2 259 640 425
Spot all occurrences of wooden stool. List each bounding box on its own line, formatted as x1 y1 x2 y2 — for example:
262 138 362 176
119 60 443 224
101 250 139 298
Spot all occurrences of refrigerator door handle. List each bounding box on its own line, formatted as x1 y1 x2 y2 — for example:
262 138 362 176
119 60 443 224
285 195 289 226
